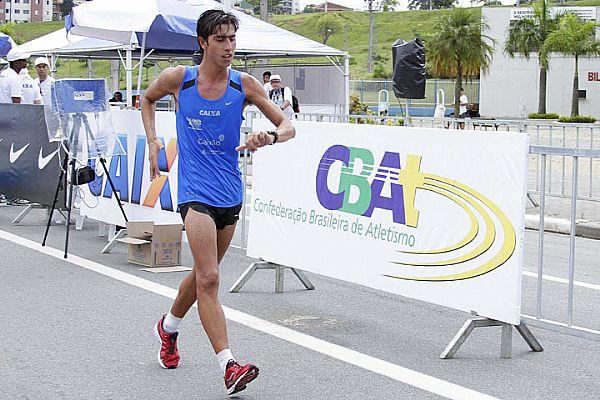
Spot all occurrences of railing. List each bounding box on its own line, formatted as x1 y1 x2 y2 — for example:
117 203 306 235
350 79 480 107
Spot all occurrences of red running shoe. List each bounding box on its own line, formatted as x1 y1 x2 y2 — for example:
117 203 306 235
154 315 180 369
224 360 259 395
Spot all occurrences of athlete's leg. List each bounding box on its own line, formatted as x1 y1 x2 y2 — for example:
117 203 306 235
168 222 236 318
185 208 230 353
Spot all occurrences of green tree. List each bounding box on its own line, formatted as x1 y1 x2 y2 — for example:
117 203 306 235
505 0 558 114
60 0 75 17
0 23 15 37
381 0 399 11
409 0 455 11
427 9 494 116
543 13 600 116
315 13 343 44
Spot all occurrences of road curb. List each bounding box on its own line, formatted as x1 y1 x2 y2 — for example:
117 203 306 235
525 214 600 240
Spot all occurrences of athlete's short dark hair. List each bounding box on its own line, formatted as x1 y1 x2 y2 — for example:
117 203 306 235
196 9 239 42
263 71 271 77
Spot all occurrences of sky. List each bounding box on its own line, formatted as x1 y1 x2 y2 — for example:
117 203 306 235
297 0 517 11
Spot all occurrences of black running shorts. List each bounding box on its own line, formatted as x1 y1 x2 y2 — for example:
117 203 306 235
179 202 243 230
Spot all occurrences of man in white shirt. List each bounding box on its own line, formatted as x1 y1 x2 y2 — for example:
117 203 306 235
34 56 54 106
458 87 469 129
20 69 43 105
0 50 30 104
262 70 272 93
268 74 293 119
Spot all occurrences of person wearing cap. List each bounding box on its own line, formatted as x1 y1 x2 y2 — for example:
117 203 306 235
34 56 55 106
267 74 293 119
0 49 30 104
19 68 42 105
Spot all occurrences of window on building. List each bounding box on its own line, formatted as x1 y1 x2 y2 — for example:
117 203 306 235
34 9 38 15
23 8 28 13
14 8 19 12
24 0 29 3
14 0 19 3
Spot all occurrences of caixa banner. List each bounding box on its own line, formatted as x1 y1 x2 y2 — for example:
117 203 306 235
248 120 529 325
79 109 182 226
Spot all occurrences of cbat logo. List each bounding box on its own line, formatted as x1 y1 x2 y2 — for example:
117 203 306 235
316 145 516 282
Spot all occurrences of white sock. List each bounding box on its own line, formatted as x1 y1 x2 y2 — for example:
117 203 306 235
216 349 235 375
163 312 182 333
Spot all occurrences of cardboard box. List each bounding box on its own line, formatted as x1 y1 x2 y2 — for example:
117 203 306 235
117 221 183 267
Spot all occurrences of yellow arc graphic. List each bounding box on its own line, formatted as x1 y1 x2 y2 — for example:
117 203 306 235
385 173 516 281
398 183 479 256
391 180 495 266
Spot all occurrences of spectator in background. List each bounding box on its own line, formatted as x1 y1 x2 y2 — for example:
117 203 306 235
268 74 293 119
34 57 55 106
0 50 30 104
109 91 123 103
19 69 43 105
262 70 271 93
458 87 468 129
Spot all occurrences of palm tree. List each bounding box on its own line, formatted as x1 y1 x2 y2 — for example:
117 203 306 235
427 9 494 117
543 13 600 116
505 0 557 114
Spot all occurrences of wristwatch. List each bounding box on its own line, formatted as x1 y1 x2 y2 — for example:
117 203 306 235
267 130 279 144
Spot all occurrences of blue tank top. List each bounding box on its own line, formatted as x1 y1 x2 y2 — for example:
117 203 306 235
175 66 245 207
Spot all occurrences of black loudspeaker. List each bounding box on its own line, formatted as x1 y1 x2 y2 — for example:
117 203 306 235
392 38 426 99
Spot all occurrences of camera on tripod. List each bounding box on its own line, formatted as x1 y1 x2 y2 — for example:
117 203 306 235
42 78 128 258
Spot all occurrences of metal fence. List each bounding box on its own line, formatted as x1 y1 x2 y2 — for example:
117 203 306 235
350 79 480 108
239 110 600 341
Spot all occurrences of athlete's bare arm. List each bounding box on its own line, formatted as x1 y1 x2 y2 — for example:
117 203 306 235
237 74 295 152
141 66 186 180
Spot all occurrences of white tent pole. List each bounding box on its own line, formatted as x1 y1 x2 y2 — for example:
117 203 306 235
50 53 57 77
136 32 147 108
87 59 92 78
344 55 350 115
126 47 133 107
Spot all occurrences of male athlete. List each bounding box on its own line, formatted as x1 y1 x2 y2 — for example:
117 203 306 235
141 9 295 395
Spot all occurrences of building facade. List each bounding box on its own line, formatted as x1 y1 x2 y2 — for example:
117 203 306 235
280 0 300 14
480 7 600 119
1 0 53 23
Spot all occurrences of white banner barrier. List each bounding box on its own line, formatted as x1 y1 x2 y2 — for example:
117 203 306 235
80 109 181 225
247 120 529 325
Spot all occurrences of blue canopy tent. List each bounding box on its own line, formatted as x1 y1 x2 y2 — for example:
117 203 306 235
0 33 17 58
66 0 349 109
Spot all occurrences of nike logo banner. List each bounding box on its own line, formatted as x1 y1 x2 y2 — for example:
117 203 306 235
0 104 62 206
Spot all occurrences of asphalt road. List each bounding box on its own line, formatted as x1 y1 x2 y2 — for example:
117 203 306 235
0 204 598 400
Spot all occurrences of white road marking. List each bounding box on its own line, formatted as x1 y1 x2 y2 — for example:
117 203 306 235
522 271 600 291
0 229 497 400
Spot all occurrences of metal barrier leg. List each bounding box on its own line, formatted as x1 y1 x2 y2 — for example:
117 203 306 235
441 318 542 359
501 323 513 359
291 268 316 290
230 261 315 293
75 214 85 230
515 323 544 352
99 222 107 237
101 229 126 254
230 261 263 293
12 204 35 224
526 192 539 207
275 265 284 293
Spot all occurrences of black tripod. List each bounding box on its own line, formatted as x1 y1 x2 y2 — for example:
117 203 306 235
42 113 128 258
